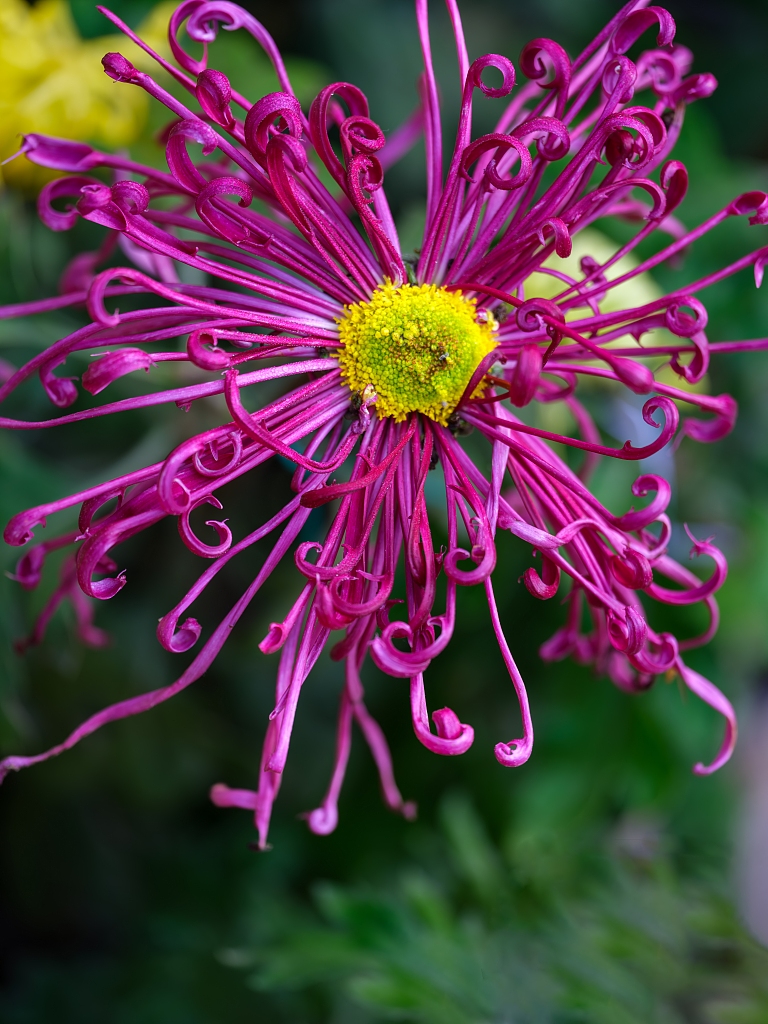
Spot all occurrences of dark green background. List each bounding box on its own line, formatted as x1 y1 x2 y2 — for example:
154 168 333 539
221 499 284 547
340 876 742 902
2 1 768 1020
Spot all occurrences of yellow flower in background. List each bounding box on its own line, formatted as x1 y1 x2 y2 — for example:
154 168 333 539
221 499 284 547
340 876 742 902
0 0 174 191
527 229 706 394
0 0 327 192
525 229 661 316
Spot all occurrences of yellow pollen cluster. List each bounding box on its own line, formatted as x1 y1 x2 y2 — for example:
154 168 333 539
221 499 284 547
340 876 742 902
336 281 497 425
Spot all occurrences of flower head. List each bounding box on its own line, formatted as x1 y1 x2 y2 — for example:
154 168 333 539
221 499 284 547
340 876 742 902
1 0 757 847
337 282 496 423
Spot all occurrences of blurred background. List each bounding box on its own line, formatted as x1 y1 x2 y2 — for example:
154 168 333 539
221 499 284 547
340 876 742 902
2 0 768 1020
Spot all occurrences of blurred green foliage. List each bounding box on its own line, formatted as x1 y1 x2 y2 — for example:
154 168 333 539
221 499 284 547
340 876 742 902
2 1 768 1021
234 793 768 1023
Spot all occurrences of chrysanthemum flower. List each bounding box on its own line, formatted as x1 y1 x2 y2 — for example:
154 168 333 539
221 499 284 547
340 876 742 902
2 0 759 847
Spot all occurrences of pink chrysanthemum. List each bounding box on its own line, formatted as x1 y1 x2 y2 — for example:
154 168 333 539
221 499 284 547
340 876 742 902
2 0 759 848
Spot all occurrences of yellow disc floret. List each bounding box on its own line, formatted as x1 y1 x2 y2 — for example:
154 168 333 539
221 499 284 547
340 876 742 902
336 281 497 425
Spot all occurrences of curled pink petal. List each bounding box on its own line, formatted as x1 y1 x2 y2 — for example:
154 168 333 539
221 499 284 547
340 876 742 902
38 175 99 231
681 393 738 443
196 68 235 128
157 615 202 654
178 496 233 558
508 344 542 407
522 555 560 599
612 7 676 56
244 91 303 161
613 474 672 532
676 659 737 775
167 119 219 192
186 330 232 370
611 549 653 590
607 606 648 656
82 349 154 395
487 580 533 767
410 674 474 756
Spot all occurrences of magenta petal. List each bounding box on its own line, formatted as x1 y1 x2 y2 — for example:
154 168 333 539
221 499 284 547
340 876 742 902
677 659 737 775
82 349 154 394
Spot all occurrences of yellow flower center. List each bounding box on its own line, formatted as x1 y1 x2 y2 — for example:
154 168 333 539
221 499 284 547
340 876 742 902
336 282 497 425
